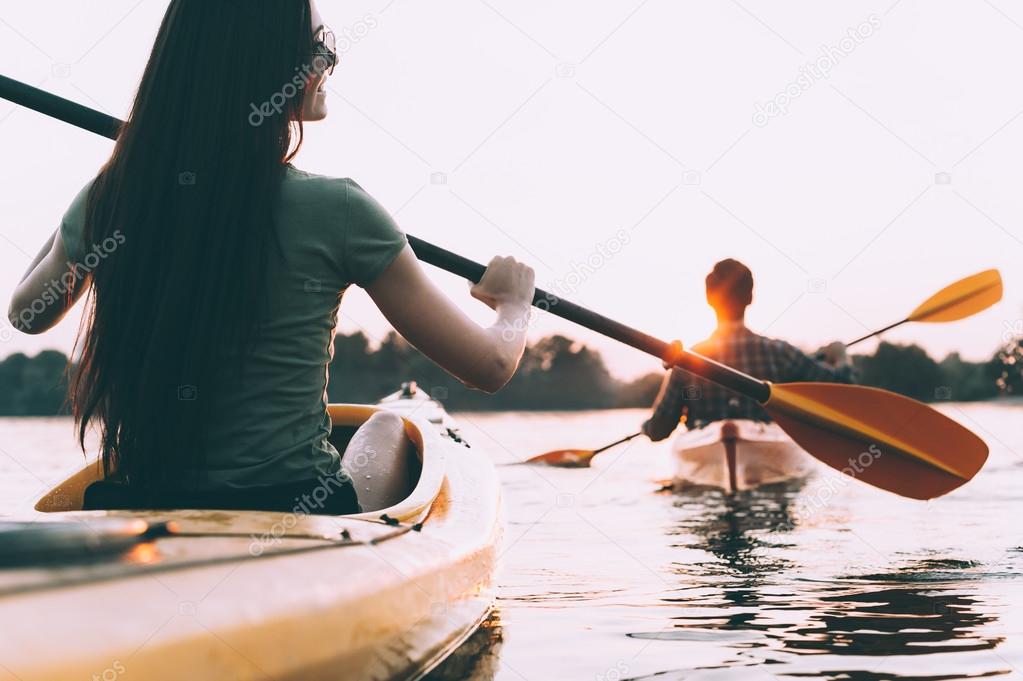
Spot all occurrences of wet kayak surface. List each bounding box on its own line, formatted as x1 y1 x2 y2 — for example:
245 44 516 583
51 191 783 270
2 403 1022 680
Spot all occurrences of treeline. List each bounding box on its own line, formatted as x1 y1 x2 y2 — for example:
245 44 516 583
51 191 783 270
0 350 71 416
327 332 663 410
1 334 1020 416
851 344 1003 402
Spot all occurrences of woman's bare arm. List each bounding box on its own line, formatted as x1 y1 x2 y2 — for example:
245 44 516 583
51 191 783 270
366 245 534 393
8 230 89 334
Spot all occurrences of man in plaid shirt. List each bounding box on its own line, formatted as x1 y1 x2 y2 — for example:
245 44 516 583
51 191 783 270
642 259 856 440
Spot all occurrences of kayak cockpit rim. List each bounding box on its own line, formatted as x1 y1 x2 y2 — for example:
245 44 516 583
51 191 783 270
33 404 447 524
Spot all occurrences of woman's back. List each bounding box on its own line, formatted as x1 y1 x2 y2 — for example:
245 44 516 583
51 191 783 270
60 167 406 489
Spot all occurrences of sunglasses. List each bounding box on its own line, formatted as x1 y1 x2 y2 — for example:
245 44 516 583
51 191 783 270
311 28 338 75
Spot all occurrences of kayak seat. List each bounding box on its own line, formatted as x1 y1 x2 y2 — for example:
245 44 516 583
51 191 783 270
82 475 362 514
80 418 417 514
79 427 368 513
36 404 427 515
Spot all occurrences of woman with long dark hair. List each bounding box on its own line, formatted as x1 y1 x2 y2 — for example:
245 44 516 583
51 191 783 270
8 0 534 514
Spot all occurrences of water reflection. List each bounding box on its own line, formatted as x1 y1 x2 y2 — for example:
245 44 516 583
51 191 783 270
630 482 803 645
426 610 504 681
786 585 1002 657
671 480 805 576
623 483 1009 680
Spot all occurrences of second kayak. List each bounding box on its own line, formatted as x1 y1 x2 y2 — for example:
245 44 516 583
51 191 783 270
672 419 816 492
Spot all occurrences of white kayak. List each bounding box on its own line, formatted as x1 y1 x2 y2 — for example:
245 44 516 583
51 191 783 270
672 419 816 492
0 383 500 681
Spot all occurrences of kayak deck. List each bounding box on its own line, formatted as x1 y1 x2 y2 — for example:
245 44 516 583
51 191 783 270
0 387 501 681
672 419 816 492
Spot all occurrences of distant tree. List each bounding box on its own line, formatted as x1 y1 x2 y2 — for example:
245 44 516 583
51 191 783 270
995 339 1023 395
517 335 616 409
852 342 942 402
615 373 663 408
0 351 70 416
0 335 1014 416
0 353 30 414
937 352 1000 402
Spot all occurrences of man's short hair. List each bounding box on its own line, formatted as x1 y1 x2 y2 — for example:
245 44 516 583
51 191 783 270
706 259 754 311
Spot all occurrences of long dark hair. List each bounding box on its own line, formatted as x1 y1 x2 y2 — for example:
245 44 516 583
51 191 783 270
71 0 314 491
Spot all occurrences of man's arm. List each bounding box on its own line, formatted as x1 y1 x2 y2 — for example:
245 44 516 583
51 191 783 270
641 368 687 441
782 341 857 384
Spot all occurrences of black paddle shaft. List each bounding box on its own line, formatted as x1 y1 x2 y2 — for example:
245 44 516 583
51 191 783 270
407 237 771 401
0 74 772 404
0 74 121 139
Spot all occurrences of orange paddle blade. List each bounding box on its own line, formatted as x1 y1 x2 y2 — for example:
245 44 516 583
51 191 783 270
765 383 988 500
524 449 596 468
908 269 1002 323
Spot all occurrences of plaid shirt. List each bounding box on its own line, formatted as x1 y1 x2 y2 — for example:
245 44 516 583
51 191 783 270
642 324 857 441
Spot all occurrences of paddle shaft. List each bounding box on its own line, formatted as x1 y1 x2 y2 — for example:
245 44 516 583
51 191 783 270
0 74 121 139
845 318 907 349
0 74 772 404
592 431 643 455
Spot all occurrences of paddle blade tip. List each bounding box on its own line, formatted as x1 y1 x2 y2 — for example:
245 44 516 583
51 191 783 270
524 450 595 468
909 269 1003 323
765 382 989 500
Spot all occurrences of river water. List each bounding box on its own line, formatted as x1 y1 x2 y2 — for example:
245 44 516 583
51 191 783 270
2 404 1022 680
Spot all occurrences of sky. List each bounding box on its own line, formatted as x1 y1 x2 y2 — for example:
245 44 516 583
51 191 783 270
1 0 1021 379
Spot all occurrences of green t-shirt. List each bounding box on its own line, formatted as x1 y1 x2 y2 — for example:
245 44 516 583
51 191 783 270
60 166 407 489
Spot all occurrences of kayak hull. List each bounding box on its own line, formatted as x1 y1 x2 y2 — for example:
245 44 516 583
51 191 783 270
671 419 815 492
1 388 500 681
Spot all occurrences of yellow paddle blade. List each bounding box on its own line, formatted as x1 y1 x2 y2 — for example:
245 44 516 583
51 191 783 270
907 269 1002 323
524 449 596 468
765 383 988 500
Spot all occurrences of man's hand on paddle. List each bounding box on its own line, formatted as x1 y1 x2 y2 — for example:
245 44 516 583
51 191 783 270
819 341 850 367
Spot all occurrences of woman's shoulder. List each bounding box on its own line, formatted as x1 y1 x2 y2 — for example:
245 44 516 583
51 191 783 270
280 166 379 213
280 167 406 286
282 165 353 198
